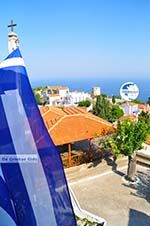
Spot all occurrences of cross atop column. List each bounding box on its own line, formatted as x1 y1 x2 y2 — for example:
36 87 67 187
8 20 17 32
8 20 19 53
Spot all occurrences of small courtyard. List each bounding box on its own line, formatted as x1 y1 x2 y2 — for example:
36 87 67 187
66 159 150 226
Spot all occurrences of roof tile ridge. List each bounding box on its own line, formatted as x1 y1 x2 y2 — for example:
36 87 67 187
84 113 113 127
48 115 66 132
44 106 65 117
40 107 50 117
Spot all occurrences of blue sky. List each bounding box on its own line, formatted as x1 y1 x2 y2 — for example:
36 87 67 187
0 0 150 82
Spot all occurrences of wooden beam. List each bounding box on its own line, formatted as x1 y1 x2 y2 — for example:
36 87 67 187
68 143 72 167
88 138 92 161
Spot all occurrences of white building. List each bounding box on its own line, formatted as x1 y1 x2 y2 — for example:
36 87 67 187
43 86 91 106
121 103 139 115
49 94 62 106
46 86 69 106
92 87 101 97
68 91 91 105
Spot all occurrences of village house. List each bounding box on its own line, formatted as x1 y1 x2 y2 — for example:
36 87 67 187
42 86 91 106
121 102 150 115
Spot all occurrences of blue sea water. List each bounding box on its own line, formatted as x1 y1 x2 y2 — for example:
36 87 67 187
31 78 150 102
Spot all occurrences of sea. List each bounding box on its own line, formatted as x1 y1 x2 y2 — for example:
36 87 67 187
31 77 150 102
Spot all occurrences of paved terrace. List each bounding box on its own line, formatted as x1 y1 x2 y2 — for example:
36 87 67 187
65 158 150 226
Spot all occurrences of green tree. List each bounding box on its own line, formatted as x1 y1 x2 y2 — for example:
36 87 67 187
93 95 123 122
93 95 111 120
104 120 150 182
78 100 91 107
132 99 143 104
33 86 42 91
147 97 150 105
108 105 124 122
138 111 150 124
34 93 42 105
112 95 116 104
101 93 107 98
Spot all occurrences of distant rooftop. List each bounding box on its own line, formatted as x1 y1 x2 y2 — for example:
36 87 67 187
49 86 69 90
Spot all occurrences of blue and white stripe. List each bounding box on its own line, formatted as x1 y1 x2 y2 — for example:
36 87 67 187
0 48 76 226
0 57 25 68
0 165 17 226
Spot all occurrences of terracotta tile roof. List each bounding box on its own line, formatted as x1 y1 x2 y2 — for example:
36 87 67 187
50 86 68 90
138 104 145 109
50 94 60 97
39 106 49 115
138 104 150 112
59 87 69 90
40 106 114 145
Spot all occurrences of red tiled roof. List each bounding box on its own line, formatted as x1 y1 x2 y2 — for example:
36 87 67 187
138 104 150 112
138 104 145 109
50 86 68 90
40 106 114 145
50 94 60 97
